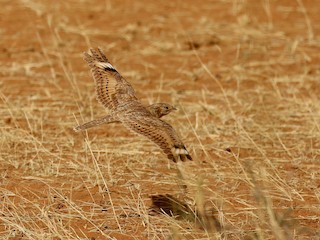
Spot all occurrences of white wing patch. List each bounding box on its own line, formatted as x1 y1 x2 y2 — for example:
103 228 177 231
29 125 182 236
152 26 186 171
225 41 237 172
96 62 116 71
175 148 189 155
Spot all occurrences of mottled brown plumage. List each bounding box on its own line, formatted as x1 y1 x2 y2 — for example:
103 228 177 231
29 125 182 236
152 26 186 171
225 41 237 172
74 103 176 132
75 48 192 162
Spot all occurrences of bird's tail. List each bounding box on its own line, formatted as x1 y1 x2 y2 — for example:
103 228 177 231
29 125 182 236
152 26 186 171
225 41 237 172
74 114 119 132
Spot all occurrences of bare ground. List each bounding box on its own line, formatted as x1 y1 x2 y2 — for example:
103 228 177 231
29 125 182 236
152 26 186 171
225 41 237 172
0 0 320 239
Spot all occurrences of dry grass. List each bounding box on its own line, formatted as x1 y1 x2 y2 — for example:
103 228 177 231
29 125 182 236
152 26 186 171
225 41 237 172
1 0 320 239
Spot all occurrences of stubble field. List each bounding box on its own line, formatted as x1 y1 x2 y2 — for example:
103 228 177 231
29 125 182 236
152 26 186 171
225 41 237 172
0 0 319 239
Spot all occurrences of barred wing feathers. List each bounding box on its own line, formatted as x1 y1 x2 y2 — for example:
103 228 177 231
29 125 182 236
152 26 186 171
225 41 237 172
83 48 137 110
122 114 192 162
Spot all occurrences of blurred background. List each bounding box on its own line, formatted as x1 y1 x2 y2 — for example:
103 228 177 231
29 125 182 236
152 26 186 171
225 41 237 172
0 0 319 239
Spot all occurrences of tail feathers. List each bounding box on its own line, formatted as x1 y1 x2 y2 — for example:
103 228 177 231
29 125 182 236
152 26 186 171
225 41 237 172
74 115 119 132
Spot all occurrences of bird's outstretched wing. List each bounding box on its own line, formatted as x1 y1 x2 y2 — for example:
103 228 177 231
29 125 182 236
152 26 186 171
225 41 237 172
83 48 137 110
121 114 192 162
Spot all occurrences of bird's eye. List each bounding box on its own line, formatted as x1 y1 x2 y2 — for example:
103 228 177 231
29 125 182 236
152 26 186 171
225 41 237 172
165 106 169 109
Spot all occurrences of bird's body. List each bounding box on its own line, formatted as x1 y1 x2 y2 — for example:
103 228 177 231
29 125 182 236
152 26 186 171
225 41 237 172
74 48 192 162
74 102 176 132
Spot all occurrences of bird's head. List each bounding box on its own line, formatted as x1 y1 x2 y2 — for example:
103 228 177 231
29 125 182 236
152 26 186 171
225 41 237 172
148 103 177 118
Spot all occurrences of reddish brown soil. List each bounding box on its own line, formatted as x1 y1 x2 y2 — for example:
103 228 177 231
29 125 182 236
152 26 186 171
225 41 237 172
1 0 319 239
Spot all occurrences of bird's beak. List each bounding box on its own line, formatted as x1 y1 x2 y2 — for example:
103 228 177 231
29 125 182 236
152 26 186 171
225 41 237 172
172 107 177 111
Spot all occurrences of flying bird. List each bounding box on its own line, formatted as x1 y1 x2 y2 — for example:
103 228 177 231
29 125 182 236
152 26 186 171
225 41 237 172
74 103 177 131
74 48 192 162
